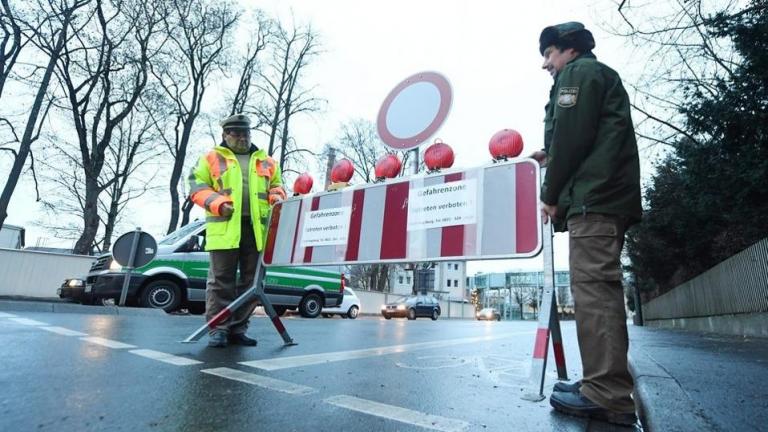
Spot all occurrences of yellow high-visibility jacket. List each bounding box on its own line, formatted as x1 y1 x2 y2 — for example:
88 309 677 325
188 145 283 251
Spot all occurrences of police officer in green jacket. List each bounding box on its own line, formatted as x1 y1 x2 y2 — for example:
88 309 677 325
534 22 641 426
189 114 286 348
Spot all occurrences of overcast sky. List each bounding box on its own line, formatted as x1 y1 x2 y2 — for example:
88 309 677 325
4 0 646 275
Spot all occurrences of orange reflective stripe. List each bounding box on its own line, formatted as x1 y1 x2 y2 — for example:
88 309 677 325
206 151 229 179
191 189 215 208
256 158 276 178
208 194 231 216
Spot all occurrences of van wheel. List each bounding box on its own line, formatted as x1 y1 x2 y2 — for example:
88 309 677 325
431 309 439 321
347 305 359 319
140 280 182 312
407 308 416 320
299 293 323 318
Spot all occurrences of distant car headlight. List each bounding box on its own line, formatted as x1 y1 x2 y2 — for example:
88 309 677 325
397 304 406 310
109 260 123 271
67 279 84 287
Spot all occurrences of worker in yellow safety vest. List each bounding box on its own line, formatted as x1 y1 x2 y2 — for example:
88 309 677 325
188 113 286 348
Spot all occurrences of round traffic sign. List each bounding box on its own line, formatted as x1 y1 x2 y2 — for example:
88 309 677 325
112 230 157 268
377 71 452 151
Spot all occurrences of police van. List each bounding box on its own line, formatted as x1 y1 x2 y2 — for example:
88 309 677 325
58 220 345 318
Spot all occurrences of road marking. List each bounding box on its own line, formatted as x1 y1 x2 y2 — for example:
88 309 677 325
130 349 203 366
80 336 136 349
0 312 18 318
201 367 317 395
241 331 534 371
8 318 47 326
325 395 470 432
40 326 88 336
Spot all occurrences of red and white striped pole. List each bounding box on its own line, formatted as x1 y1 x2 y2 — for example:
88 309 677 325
522 168 568 401
182 243 296 346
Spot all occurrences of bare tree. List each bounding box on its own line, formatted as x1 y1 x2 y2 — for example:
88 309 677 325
150 0 238 234
251 20 322 171
0 0 90 231
601 0 744 152
0 0 24 99
510 285 528 320
50 0 162 254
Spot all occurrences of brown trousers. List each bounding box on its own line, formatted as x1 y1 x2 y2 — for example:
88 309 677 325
206 219 262 335
568 213 635 413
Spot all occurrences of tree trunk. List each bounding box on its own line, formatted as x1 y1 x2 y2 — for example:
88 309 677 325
166 119 194 234
73 179 100 255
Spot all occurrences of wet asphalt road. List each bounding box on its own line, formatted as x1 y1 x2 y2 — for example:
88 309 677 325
0 309 635 432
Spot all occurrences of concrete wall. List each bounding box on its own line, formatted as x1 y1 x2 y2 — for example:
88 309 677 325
355 289 475 319
644 238 768 337
0 248 95 298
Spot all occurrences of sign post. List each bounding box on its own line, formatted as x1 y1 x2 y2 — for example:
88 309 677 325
112 228 157 307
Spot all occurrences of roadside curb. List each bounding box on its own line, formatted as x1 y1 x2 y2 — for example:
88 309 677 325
629 349 716 432
0 299 167 317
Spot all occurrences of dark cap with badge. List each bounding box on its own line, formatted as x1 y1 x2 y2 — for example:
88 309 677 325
220 113 251 131
539 22 596 55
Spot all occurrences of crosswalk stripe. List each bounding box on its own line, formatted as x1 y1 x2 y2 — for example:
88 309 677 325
8 317 47 326
201 367 317 395
325 395 470 432
241 331 534 371
129 349 202 366
80 336 136 349
40 326 88 336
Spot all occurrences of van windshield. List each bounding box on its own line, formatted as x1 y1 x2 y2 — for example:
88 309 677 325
158 222 202 245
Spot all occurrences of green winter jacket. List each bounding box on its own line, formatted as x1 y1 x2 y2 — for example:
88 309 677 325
542 52 642 231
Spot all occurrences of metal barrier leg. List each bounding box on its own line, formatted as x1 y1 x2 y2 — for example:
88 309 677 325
549 289 568 380
181 258 297 346
522 219 558 401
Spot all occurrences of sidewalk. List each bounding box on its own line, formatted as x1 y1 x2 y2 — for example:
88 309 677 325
629 325 768 432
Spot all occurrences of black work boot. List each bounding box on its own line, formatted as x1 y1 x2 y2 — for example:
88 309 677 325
553 380 582 393
228 333 257 346
208 331 228 348
550 390 637 426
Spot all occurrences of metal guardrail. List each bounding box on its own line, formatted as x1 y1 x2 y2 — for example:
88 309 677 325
644 238 768 320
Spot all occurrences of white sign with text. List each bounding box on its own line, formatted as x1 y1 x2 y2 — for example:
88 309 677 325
300 207 351 247
407 179 477 230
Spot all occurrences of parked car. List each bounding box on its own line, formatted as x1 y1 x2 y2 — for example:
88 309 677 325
321 287 361 319
381 294 441 320
57 220 346 318
476 307 501 321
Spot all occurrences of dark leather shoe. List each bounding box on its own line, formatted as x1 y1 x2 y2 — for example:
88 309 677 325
553 380 582 393
228 333 257 346
550 390 637 426
208 331 228 348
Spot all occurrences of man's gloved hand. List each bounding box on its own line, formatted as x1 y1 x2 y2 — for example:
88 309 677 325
529 150 548 167
220 202 234 217
268 187 287 205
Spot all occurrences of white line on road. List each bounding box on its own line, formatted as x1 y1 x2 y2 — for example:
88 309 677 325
241 331 534 371
40 326 88 336
130 349 203 366
80 336 136 349
201 367 317 395
325 395 470 432
0 312 18 318
8 318 48 326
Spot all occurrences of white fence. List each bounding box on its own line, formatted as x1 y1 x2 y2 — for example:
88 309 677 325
354 289 475 319
0 248 95 298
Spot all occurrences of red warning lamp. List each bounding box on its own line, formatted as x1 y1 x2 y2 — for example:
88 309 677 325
330 158 354 183
424 140 454 172
489 129 524 161
374 153 402 180
293 173 313 195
